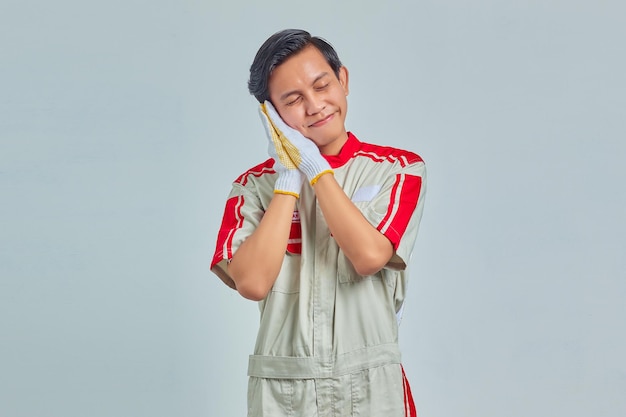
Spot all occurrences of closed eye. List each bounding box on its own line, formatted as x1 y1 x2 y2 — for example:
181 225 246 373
286 96 303 106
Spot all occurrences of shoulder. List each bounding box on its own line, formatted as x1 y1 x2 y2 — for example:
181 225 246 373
233 158 277 187
225 159 277 211
357 141 424 166
349 133 424 168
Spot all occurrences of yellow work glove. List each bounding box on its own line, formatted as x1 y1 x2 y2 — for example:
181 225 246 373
258 105 305 197
261 101 333 185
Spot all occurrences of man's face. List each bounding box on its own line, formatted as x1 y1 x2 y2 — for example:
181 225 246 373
268 45 349 155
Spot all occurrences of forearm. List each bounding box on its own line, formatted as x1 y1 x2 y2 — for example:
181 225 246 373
228 193 297 300
313 174 393 276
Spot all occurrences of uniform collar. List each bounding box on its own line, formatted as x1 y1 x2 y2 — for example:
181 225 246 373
322 132 360 169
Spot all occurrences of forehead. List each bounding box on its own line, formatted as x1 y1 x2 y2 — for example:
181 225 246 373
268 46 332 93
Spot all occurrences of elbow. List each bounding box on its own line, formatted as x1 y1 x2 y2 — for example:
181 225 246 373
354 263 384 277
352 252 389 277
352 256 387 276
234 276 272 301
344 233 394 277
229 261 274 301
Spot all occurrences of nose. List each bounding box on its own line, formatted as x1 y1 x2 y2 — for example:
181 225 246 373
305 95 325 116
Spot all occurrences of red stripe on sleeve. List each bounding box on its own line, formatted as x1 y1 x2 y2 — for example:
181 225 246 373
211 195 245 268
378 174 422 249
379 175 402 234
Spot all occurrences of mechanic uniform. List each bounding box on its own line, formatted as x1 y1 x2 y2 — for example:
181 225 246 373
211 132 426 417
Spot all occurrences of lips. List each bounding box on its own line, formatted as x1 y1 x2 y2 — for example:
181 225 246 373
309 113 334 128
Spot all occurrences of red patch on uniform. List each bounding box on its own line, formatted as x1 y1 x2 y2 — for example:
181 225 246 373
286 210 302 254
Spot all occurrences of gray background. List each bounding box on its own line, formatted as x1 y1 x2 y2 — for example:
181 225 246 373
1 0 625 416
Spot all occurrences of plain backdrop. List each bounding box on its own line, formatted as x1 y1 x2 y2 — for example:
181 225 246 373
1 1 625 416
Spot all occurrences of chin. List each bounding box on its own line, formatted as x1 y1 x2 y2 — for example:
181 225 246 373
310 126 343 143
309 134 334 147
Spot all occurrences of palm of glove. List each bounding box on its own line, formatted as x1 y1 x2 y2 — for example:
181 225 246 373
261 101 333 184
259 104 304 197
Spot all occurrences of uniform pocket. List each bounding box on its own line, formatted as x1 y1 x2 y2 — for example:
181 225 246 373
247 377 294 416
349 365 405 416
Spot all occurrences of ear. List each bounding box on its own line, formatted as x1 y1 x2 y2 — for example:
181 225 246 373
339 66 349 96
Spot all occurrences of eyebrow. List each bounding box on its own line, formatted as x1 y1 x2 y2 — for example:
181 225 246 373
279 72 330 101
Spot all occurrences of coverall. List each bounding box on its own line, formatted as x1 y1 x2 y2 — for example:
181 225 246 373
212 132 426 416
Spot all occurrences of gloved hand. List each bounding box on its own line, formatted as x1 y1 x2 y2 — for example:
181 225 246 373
259 106 305 197
261 101 334 185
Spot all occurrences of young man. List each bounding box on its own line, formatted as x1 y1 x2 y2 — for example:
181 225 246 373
211 29 426 417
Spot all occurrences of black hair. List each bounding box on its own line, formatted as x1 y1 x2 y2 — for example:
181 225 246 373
248 29 343 103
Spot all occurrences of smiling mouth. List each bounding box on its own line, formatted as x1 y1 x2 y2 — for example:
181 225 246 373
309 113 334 127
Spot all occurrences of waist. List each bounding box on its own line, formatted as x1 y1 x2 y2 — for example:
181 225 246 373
248 343 401 379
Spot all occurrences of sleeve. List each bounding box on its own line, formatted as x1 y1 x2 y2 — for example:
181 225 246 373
362 159 427 271
210 184 266 289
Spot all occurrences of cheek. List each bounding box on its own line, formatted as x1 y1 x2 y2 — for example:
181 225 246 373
280 110 305 131
335 91 348 108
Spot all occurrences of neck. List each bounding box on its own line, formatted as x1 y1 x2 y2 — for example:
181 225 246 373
319 132 349 156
